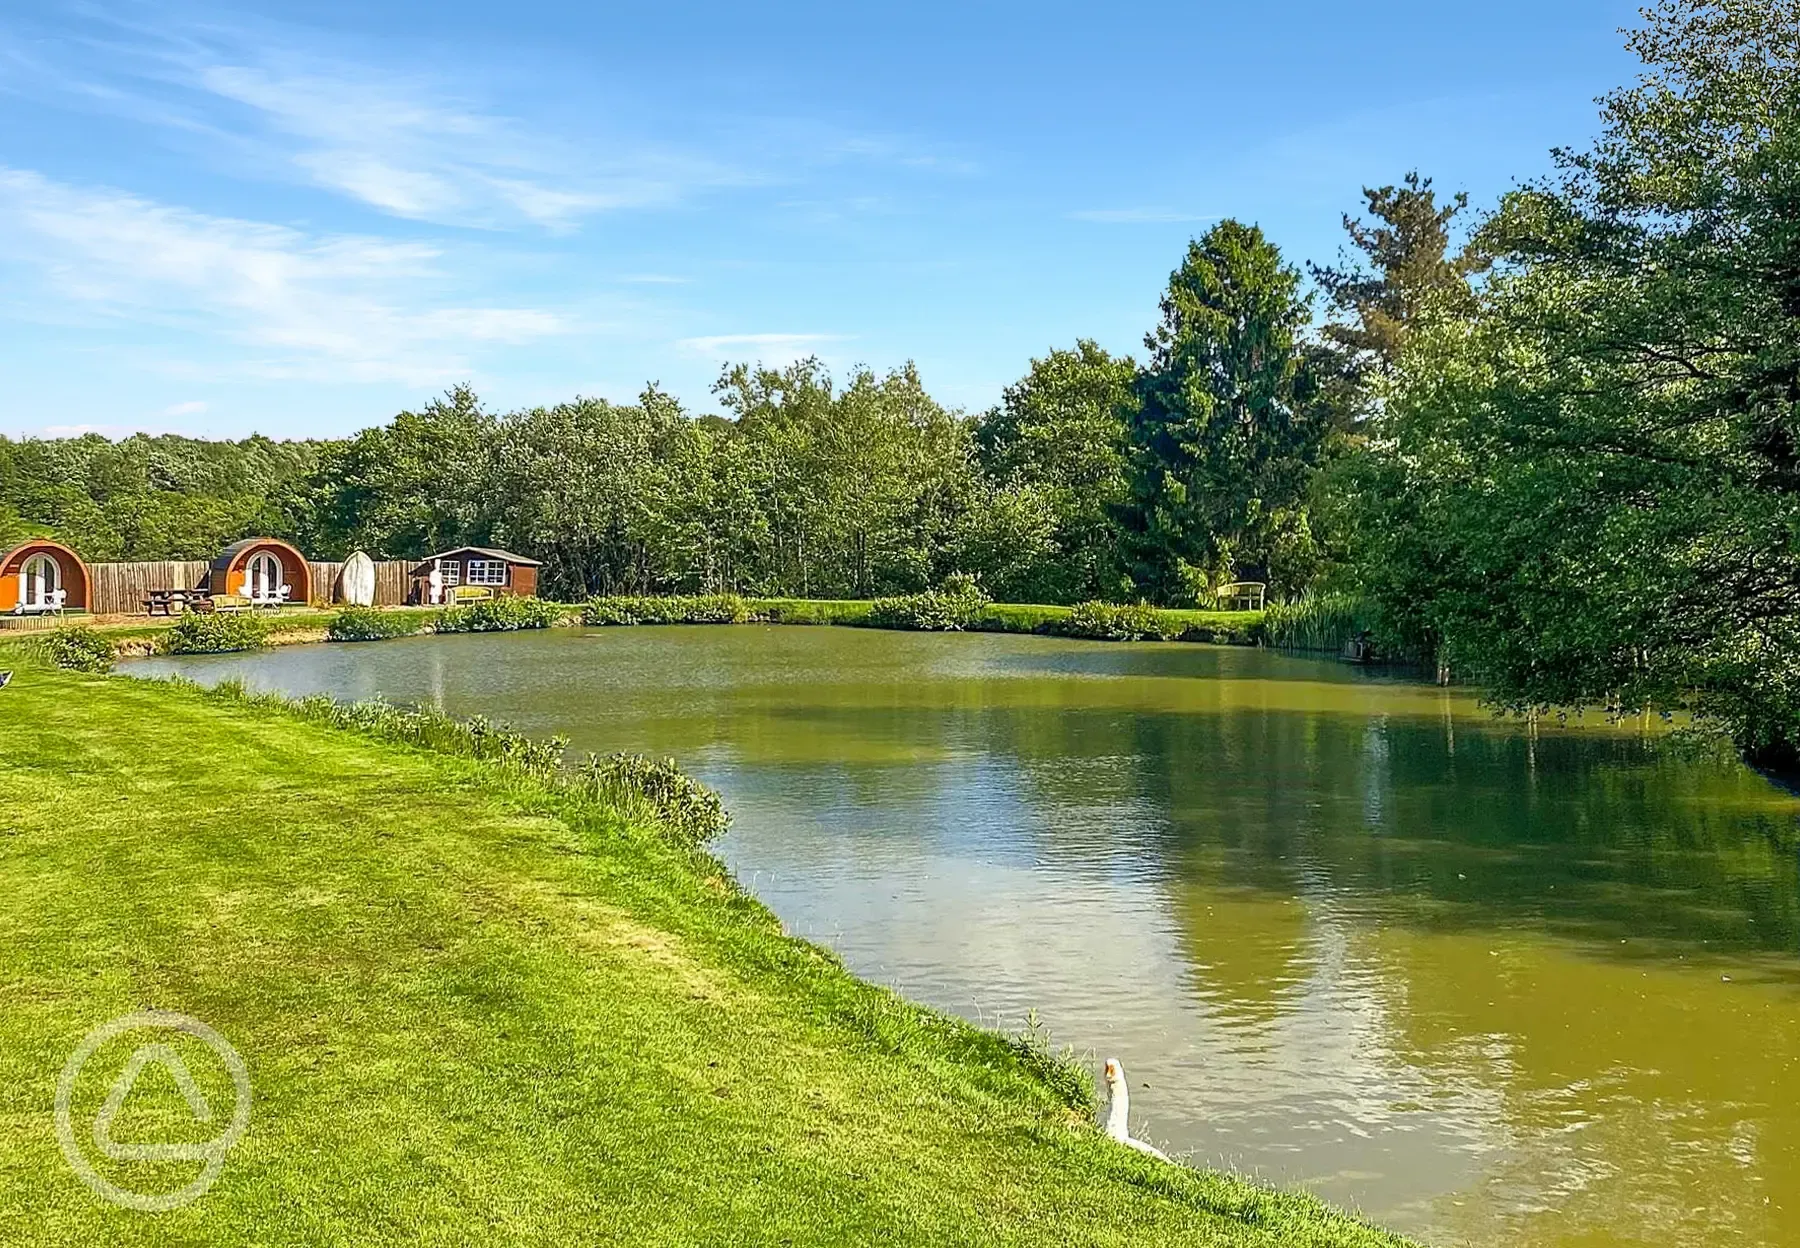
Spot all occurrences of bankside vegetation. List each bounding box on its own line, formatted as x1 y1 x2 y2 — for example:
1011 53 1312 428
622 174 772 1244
161 611 272 655
1336 0 1800 771
433 596 567 634
4 2 1794 762
0 651 1412 1246
324 605 424 643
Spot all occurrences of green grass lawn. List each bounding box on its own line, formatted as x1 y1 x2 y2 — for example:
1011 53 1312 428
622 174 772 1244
0 655 1411 1246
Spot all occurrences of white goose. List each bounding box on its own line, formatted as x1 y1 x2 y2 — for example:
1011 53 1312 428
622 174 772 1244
1100 1057 1170 1162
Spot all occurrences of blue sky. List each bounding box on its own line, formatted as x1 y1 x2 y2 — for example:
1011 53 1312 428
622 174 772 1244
0 0 1641 441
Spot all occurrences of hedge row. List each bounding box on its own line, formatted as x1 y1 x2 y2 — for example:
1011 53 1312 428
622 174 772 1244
434 597 570 633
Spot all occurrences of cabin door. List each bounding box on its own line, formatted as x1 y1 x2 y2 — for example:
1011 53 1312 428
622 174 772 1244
245 553 282 600
22 555 57 608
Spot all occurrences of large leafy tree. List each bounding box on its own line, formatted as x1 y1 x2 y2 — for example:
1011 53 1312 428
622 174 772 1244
482 389 711 598
291 385 495 559
1351 0 1800 767
0 431 318 560
1305 173 1486 579
971 340 1136 602
719 358 979 598
1122 220 1329 601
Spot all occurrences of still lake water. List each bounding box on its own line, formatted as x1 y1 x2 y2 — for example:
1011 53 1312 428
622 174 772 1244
129 626 1800 1246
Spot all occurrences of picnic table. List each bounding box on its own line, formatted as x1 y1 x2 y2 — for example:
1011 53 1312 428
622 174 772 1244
143 589 193 616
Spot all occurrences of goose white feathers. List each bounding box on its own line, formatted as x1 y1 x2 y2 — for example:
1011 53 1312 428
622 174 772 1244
1100 1057 1170 1162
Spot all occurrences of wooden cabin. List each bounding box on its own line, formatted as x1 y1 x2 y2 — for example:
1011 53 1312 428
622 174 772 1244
205 538 313 606
409 547 541 604
0 538 90 614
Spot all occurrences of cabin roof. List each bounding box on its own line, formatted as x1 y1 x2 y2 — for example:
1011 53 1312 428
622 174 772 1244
409 546 542 575
210 536 305 573
1 537 85 571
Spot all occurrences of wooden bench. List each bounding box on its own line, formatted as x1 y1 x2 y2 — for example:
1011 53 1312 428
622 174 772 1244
143 589 192 616
450 586 495 604
1215 581 1267 612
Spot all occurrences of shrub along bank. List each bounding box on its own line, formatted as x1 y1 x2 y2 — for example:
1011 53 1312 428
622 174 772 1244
161 610 273 655
580 594 1264 644
0 650 1412 1247
20 595 1265 676
325 606 425 643
205 680 732 849
434 596 569 633
33 624 116 673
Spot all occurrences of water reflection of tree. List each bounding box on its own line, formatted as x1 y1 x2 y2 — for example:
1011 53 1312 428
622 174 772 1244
981 702 1800 960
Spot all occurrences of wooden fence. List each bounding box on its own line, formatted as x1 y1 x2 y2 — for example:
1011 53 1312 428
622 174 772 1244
306 561 412 609
87 561 209 616
84 559 413 615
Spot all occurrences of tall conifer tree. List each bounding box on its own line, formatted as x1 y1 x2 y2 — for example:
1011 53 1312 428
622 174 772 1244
1122 221 1327 601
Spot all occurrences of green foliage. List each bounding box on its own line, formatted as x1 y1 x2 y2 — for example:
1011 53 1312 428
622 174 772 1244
574 753 732 847
869 574 992 631
435 596 568 633
0 431 317 560
1005 1012 1095 1116
286 385 494 561
1262 592 1382 655
582 594 751 625
1123 221 1331 603
1334 0 1800 765
212 682 730 847
326 606 425 643
969 603 1068 634
1059 601 1175 642
970 341 1136 602
1311 171 1486 379
253 690 571 774
476 387 723 600
34 625 115 673
754 598 875 626
162 611 272 654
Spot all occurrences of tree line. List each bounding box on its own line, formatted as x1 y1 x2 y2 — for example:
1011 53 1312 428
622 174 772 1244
3 0 1795 768
0 212 1375 606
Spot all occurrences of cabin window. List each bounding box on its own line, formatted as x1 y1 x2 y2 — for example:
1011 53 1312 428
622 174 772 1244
438 562 460 586
467 559 507 586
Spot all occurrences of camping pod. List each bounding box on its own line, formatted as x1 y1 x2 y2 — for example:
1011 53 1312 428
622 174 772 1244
206 538 313 605
0 539 90 614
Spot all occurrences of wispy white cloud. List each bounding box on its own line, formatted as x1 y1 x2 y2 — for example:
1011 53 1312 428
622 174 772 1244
0 167 567 385
678 332 847 364
1069 208 1214 224
7 13 977 238
191 61 734 231
2 17 746 233
163 400 208 416
827 135 979 176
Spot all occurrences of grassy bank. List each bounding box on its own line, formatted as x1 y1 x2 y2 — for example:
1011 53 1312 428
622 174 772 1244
0 651 1410 1246
10 597 1266 659
590 596 1264 644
